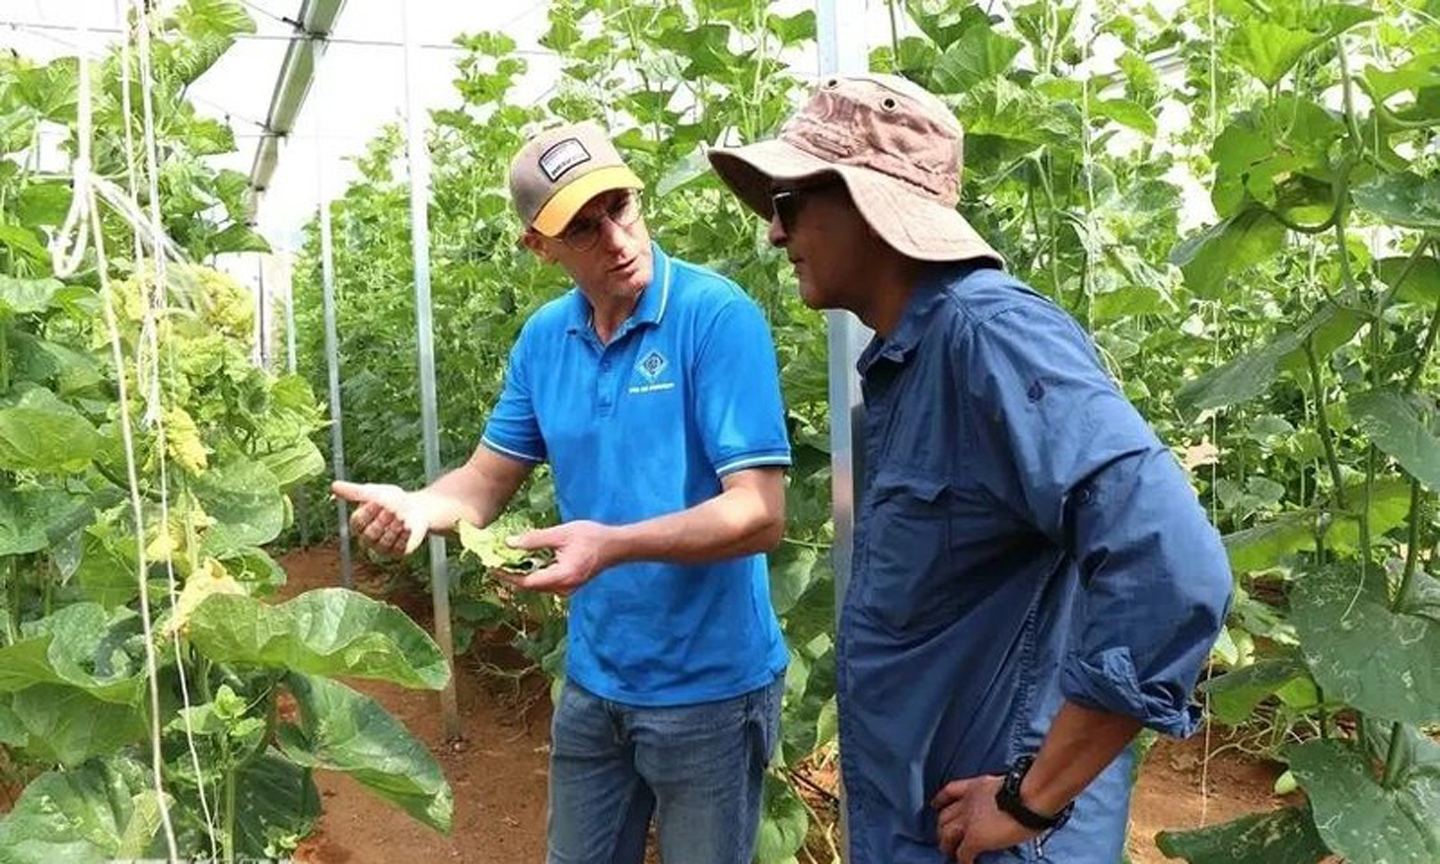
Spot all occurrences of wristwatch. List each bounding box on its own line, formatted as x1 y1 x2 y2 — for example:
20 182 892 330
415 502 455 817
994 755 1074 832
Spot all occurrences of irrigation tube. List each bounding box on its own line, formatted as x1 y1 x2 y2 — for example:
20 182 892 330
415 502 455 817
401 2 462 741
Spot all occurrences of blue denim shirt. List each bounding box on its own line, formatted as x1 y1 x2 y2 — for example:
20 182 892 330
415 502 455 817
837 264 1231 863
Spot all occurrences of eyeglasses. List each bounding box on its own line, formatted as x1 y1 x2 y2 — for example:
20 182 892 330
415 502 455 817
770 181 838 234
558 190 642 251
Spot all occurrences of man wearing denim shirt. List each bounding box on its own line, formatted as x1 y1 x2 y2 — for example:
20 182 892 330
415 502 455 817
710 74 1232 863
335 121 791 864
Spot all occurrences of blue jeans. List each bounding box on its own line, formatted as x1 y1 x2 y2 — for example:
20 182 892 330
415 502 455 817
547 676 785 864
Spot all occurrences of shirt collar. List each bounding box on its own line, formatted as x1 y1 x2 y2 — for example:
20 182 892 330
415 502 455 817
857 264 967 374
567 241 672 336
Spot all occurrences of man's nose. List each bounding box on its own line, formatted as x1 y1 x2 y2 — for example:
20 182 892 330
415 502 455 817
767 212 787 247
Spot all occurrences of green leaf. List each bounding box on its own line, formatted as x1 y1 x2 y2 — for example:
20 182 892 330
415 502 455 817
1349 389 1440 492
258 439 325 490
904 0 989 51
8 683 146 766
15 182 71 227
279 673 452 833
1377 256 1440 305
0 603 142 703
931 25 1023 93
1176 300 1361 416
0 386 102 473
766 10 816 46
1091 98 1156 135
208 223 271 255
1223 512 1312 573
0 275 63 315
186 587 450 690
1170 209 1286 298
1353 172 1440 231
74 527 139 609
1156 805 1329 863
1293 565 1440 727
193 460 285 555
754 774 808 862
1363 51 1440 101
457 515 555 573
0 225 50 269
1288 738 1440 864
233 752 322 859
0 761 148 864
769 546 819 617
1199 654 1313 725
1226 6 1378 87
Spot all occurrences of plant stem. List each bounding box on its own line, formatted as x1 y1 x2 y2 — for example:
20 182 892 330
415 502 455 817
1305 339 1346 510
1397 478 1423 611
223 765 237 864
1404 287 1440 394
3 557 16 645
0 319 10 394
887 0 901 66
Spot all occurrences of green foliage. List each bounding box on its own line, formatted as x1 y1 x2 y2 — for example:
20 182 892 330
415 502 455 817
282 0 1440 860
0 2 451 859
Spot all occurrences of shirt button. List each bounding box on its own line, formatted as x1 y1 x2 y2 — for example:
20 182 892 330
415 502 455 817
600 360 611 372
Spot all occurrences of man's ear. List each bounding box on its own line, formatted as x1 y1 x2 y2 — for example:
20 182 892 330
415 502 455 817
520 229 557 264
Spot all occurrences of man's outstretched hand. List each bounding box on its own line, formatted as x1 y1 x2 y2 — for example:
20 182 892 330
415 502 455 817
332 480 446 557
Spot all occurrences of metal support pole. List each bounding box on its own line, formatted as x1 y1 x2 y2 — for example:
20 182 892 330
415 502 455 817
316 72 354 588
255 254 268 369
402 2 462 742
283 257 297 375
818 0 869 860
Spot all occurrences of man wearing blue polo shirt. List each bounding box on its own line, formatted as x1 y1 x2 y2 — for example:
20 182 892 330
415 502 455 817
332 121 791 864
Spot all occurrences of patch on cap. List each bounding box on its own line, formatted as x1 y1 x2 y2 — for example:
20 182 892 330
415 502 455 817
539 138 592 182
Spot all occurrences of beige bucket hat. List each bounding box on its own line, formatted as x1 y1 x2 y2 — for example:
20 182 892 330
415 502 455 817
510 121 645 237
709 73 1001 265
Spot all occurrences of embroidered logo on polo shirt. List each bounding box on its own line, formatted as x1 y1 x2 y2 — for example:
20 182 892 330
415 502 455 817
637 349 667 380
630 349 675 394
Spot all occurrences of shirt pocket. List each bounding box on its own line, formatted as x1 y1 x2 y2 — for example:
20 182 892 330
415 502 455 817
859 470 962 632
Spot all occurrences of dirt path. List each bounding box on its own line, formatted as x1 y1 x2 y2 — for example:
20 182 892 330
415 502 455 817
280 545 1290 864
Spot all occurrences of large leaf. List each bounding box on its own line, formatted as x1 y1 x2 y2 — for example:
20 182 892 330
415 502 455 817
1176 300 1362 416
1293 565 1440 726
0 386 102 473
1354 172 1440 231
0 275 62 316
192 460 285 555
279 673 452 833
258 439 325 490
1377 256 1440 305
185 587 449 690
1226 6 1378 87
769 546 820 617
1156 805 1329 863
1222 511 1312 574
0 603 142 703
1349 389 1440 492
1170 209 1286 298
7 683 147 766
754 774 808 863
931 25 1023 93
74 527 140 609
1288 739 1440 864
0 760 157 864
233 752 322 859
1199 654 1314 726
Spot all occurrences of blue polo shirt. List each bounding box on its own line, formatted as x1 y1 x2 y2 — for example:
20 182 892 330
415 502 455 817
481 242 792 706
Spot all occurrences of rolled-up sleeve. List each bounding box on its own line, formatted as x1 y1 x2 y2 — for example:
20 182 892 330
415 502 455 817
963 301 1232 736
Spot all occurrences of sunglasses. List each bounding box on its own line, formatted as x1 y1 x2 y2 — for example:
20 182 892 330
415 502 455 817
558 190 642 252
769 181 841 234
